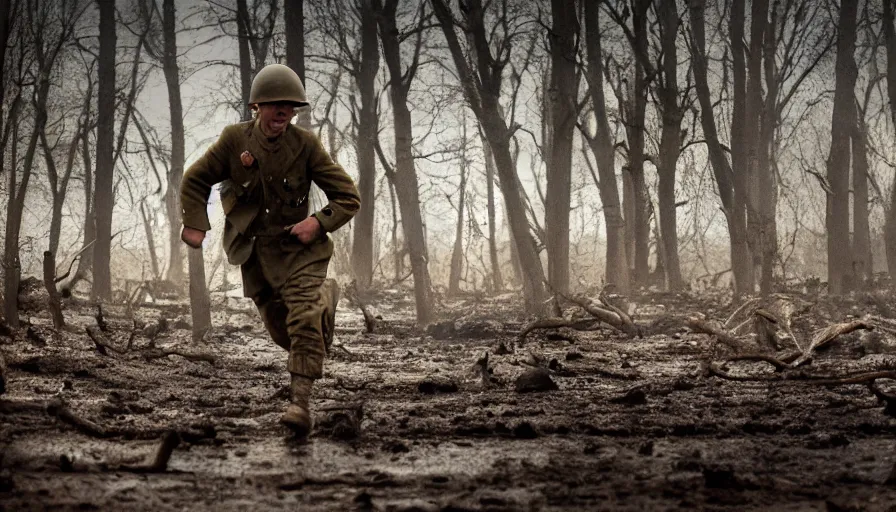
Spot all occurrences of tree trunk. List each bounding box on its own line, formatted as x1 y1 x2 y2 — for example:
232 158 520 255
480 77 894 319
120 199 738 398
350 0 379 290
93 0 116 301
162 0 185 287
0 0 11 180
583 0 630 294
448 157 467 296
882 0 896 279
376 0 433 322
284 0 305 82
74 121 95 284
432 0 547 312
729 0 755 294
163 0 210 333
627 0 650 287
544 0 579 295
826 0 858 295
188 249 211 341
746 0 770 294
3 123 22 327
140 202 161 279
43 251 64 329
236 0 253 120
852 119 871 285
758 2 778 294
482 136 503 293
284 0 310 128
689 0 748 294
656 0 683 291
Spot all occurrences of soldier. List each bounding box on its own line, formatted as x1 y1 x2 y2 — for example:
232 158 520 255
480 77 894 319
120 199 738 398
180 64 360 437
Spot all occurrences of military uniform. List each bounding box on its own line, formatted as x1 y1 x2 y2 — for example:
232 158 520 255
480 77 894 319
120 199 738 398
180 119 360 379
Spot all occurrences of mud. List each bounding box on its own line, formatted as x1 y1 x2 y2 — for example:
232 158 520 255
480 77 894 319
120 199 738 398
2 290 896 511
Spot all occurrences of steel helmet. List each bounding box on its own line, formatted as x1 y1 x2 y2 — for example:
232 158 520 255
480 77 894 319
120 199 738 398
248 64 308 106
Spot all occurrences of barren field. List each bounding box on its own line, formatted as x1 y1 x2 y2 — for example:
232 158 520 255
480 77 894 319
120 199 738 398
2 286 896 511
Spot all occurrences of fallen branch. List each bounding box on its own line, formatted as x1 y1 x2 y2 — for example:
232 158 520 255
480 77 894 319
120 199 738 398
518 317 576 344
721 353 795 372
46 398 112 438
687 318 748 351
566 294 642 337
86 326 126 356
707 363 896 385
791 320 874 367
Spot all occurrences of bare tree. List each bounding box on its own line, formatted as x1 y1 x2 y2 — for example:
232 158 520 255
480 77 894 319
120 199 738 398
373 0 433 322
605 0 652 287
432 0 548 313
883 0 896 277
581 0 629 294
543 0 579 294
4 0 83 325
655 0 684 290
825 0 858 295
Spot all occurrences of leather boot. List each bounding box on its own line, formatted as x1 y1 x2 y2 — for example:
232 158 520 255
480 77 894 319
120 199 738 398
321 278 340 354
280 373 313 436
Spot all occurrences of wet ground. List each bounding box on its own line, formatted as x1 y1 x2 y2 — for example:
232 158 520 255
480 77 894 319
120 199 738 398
2 288 896 511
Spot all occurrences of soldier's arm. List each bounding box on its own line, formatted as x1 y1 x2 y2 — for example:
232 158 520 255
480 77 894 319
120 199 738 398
307 135 361 233
180 126 235 232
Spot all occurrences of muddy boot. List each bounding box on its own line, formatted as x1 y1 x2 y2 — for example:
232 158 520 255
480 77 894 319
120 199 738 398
321 278 340 354
281 373 314 437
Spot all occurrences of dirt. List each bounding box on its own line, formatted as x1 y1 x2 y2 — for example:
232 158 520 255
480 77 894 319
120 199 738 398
2 289 896 511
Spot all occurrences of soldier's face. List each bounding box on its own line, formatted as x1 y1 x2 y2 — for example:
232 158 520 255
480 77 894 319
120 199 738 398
256 102 297 137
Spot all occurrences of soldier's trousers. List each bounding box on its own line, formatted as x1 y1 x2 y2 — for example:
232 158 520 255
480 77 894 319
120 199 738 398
241 235 335 379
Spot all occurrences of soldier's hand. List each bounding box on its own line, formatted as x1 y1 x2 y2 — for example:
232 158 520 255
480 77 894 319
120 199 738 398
240 150 255 167
288 216 322 244
181 226 206 249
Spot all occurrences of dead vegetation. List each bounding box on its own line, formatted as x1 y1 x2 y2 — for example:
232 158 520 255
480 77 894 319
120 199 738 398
3 284 896 509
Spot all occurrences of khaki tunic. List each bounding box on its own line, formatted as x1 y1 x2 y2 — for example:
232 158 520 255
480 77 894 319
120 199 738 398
180 120 360 378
